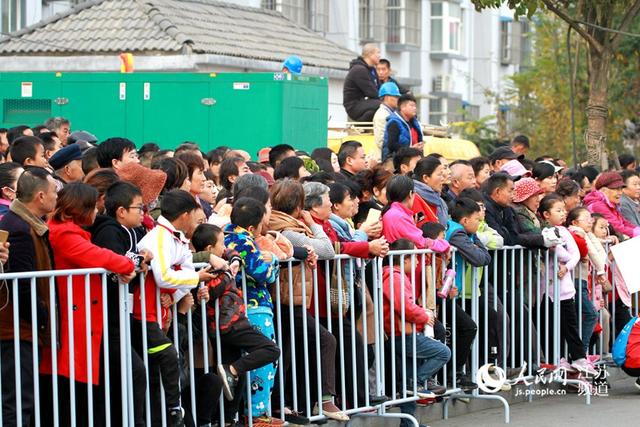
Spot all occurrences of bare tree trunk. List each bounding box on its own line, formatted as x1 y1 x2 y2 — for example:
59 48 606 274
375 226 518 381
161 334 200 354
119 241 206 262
585 47 610 168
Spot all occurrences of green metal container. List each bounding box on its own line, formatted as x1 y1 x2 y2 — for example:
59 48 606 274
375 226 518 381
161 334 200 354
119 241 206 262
0 72 328 155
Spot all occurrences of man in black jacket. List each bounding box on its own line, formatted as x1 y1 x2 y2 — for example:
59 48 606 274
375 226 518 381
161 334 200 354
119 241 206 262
343 43 382 122
482 173 551 369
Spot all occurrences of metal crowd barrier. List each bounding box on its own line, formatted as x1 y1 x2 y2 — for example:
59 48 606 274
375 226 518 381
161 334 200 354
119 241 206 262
0 246 638 427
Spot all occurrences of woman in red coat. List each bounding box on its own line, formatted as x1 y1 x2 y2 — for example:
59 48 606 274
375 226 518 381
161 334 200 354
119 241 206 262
40 182 135 424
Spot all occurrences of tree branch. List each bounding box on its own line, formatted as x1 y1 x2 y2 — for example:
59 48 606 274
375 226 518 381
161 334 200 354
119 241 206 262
610 0 640 51
540 0 604 55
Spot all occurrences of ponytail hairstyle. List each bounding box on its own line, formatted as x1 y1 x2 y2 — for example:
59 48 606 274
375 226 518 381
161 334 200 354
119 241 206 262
537 193 563 217
565 206 589 228
381 174 414 216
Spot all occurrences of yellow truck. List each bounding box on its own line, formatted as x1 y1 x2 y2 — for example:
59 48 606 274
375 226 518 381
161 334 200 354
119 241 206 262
328 123 480 162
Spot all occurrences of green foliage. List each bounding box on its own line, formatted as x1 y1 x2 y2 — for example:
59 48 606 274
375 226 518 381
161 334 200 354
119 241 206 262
471 0 538 19
449 115 500 156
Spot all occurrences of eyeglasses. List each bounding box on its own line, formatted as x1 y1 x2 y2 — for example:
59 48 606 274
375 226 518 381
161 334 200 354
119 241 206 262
127 205 144 213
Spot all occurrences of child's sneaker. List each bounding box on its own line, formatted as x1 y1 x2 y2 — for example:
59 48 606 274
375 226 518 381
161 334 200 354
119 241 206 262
559 358 576 372
218 364 238 401
571 358 598 377
247 415 285 427
406 388 436 399
167 407 185 427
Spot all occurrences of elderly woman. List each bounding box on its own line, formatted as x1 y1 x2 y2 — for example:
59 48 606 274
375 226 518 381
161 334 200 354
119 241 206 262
268 179 347 421
304 182 388 409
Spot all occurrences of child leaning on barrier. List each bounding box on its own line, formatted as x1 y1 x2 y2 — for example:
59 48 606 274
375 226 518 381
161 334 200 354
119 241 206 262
537 194 596 376
133 189 217 427
565 207 607 355
223 197 282 426
191 223 280 409
382 238 451 427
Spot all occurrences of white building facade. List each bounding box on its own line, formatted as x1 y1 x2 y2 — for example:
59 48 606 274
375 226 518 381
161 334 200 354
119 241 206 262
2 0 531 126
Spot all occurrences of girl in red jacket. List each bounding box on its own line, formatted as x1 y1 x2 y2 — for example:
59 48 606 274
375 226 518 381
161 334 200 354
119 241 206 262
41 183 136 425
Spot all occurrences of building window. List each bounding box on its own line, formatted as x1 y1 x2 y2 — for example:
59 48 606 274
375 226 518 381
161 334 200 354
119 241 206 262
429 96 462 125
264 0 329 33
520 19 532 68
1 0 28 33
430 1 462 54
359 0 374 41
386 0 420 46
500 20 512 64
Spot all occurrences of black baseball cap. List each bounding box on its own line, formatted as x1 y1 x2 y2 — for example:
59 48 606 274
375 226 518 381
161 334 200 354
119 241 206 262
489 146 524 163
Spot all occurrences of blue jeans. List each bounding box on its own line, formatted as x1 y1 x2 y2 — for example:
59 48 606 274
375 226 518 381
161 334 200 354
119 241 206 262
394 334 451 427
575 280 598 354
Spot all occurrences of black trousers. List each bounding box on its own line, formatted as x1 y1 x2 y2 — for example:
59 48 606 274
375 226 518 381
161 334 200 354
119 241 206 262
536 297 586 363
272 305 337 415
346 99 381 122
224 319 280 376
610 297 633 337
132 320 181 410
461 297 502 366
322 315 367 409
438 298 477 372
182 369 224 427
1 340 35 427
622 365 640 377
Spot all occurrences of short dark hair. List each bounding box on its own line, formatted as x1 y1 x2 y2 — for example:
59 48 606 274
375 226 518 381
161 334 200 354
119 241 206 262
328 182 350 205
7 126 31 144
138 142 160 155
176 152 206 180
84 168 120 198
274 156 305 180
160 189 199 221
269 144 295 168
191 223 222 252
421 222 445 239
0 162 22 199
538 194 564 216
9 136 44 166
31 125 48 135
619 154 636 169
96 137 136 168
231 197 266 229
39 132 59 152
235 185 270 205
379 58 391 68
393 147 422 173
105 181 142 218
450 197 481 222
337 140 362 168
82 147 99 175
469 156 490 176
483 173 513 196
53 182 98 225
270 179 305 215
175 142 200 157
555 178 580 198
511 135 530 148
398 94 416 108
458 188 484 204
579 165 599 183
389 238 415 252
413 156 442 182
16 167 51 203
206 148 225 167
220 156 245 191
385 174 414 207
620 169 639 184
152 157 188 193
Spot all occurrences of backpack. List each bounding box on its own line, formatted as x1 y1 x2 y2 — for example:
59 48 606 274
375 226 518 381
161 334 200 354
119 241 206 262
612 316 638 367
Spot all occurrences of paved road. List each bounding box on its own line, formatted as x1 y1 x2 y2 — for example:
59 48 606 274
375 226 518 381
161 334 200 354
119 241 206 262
427 376 639 427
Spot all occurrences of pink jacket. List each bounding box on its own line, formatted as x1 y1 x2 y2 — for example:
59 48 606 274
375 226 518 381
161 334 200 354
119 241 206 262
545 226 580 301
584 190 640 238
382 266 430 336
382 202 434 249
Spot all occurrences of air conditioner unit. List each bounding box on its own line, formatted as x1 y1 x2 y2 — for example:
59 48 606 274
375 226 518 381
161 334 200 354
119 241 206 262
432 75 453 93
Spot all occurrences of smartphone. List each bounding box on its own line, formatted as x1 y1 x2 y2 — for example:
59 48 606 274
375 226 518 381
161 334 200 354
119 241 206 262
365 209 381 225
0 230 8 244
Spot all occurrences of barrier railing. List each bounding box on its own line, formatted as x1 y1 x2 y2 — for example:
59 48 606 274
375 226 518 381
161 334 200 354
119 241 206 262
0 245 637 426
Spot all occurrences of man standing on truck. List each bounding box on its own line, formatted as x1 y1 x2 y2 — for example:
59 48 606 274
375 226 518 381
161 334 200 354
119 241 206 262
343 43 382 122
373 82 401 161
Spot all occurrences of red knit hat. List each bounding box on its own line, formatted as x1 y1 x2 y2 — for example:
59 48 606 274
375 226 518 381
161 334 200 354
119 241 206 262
513 177 543 203
594 171 624 190
116 163 167 206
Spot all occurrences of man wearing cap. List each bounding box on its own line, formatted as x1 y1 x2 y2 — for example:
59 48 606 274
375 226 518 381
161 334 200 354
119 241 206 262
282 55 303 75
489 147 522 173
583 171 640 239
49 143 85 187
373 82 401 161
